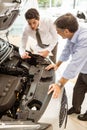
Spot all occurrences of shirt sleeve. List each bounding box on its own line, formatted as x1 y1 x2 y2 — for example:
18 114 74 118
19 25 29 56
62 39 87 79
58 41 71 62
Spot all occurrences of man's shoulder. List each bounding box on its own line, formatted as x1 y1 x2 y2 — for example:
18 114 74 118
23 23 31 31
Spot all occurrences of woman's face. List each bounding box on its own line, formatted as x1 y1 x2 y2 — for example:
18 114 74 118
27 18 39 30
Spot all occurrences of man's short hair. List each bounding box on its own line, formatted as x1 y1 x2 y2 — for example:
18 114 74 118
25 8 40 20
54 13 78 33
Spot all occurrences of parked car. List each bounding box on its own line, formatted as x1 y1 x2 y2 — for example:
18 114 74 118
0 1 54 130
0 1 67 130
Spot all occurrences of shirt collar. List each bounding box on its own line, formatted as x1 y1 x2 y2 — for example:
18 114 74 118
69 26 80 44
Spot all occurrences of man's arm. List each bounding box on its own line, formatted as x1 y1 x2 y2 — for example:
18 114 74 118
45 60 62 70
48 39 87 98
19 25 30 59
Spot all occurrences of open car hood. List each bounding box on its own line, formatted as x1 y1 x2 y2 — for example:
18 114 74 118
0 0 24 31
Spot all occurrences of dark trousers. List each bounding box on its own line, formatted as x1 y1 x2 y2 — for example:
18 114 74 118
72 73 87 111
49 43 58 63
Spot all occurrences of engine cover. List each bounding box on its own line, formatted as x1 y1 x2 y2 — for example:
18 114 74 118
0 74 22 112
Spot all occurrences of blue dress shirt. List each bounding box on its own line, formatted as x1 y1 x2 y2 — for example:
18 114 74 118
59 26 87 79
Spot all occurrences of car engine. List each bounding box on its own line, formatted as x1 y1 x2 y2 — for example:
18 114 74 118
0 38 54 123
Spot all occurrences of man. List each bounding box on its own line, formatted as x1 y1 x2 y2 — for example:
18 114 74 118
46 13 87 121
19 8 61 130
19 8 58 62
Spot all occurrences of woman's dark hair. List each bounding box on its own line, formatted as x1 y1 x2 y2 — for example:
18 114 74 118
25 8 40 20
54 13 78 33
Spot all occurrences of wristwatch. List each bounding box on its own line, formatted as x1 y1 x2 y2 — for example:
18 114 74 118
57 81 63 89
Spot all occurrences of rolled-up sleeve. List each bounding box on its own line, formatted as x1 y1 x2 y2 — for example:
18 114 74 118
63 40 87 79
58 42 71 62
19 26 29 56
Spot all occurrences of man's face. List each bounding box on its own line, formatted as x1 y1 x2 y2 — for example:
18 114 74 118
56 28 68 39
27 18 39 30
56 28 74 39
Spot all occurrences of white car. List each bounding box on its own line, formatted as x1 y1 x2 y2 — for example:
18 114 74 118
0 1 67 130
